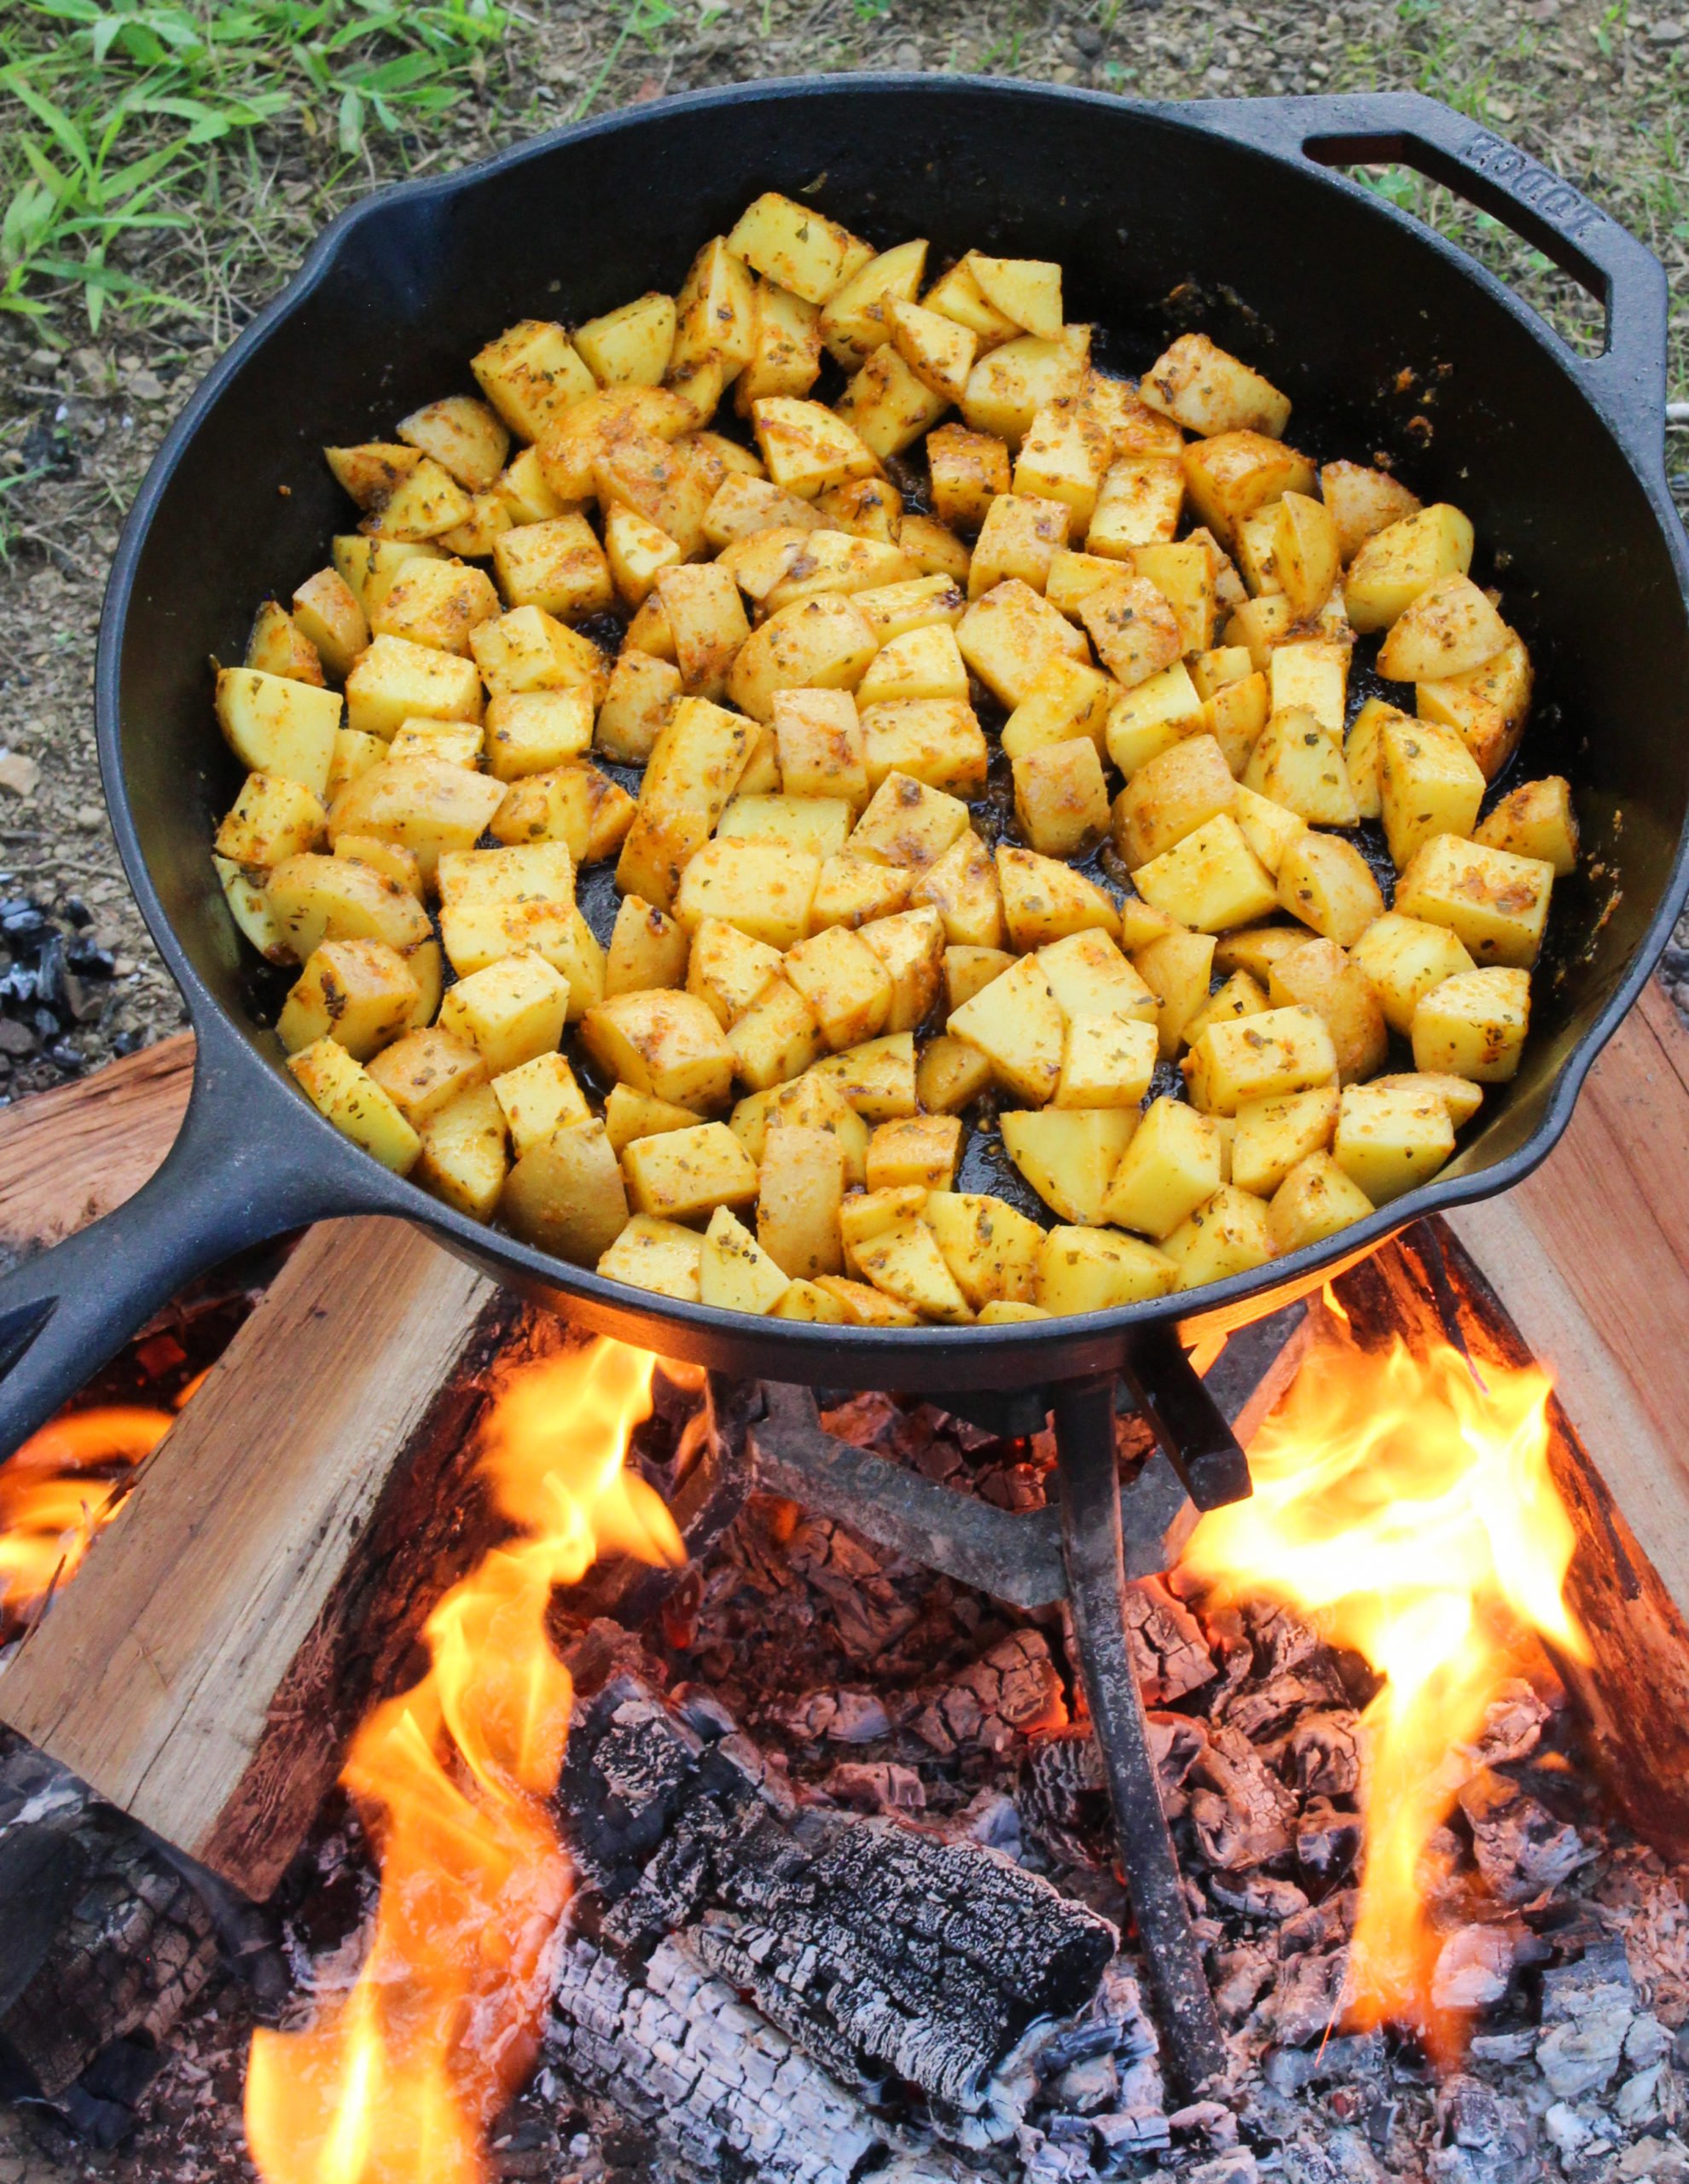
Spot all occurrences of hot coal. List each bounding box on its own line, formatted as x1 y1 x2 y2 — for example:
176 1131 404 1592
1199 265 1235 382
0 886 118 1098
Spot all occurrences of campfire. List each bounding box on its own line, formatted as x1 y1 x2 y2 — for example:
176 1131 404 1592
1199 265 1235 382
1 1227 1686 2184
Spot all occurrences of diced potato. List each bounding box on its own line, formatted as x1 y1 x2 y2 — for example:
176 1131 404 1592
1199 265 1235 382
758 1124 846 1279
1268 936 1388 1084
855 573 967 646
771 1279 850 1321
813 1276 919 1326
727 194 866 305
750 396 879 499
1344 502 1475 631
1001 656 1114 760
602 894 689 1001
1394 833 1553 967
726 978 826 1089
957 578 1088 708
1045 545 1128 621
215 771 326 868
1233 507 1283 595
948 950 1065 1104
888 298 978 405
817 473 904 544
388 719 484 770
592 429 715 558
1377 571 1509 683
1140 332 1291 439
1373 1070 1484 1129
969 491 1071 597
1106 665 1207 779
866 1113 962 1191
1330 1077 1455 1205
911 831 1005 950
834 343 948 459
684 916 782 1027
1268 639 1349 736
1231 1086 1341 1198
247 600 325 684
698 1205 791 1315
771 688 868 812
961 329 1086 447
490 764 635 866
926 421 1013 531
924 255 1020 346
943 945 1013 1011
1411 965 1530 1082
967 253 1062 341
917 1034 995 1113
812 856 913 930
1056 1012 1159 1109
649 563 748 701
414 1082 509 1222
1002 1107 1139 1225
471 318 595 440
328 751 508 886
603 501 683 609
349 456 473 543
1135 928 1217 1059
818 238 928 369
216 854 291 960
1087 457 1185 555
276 935 418 1060
266 851 432 961
497 447 573 525
288 1037 421 1174
485 1051 590 1157
672 839 820 950
1160 1183 1278 1291
1320 459 1421 563
1014 402 1106 530
855 1217 971 1322
1273 492 1340 619
597 1212 706 1299
785 925 893 1049
1077 572 1182 688
1112 733 1236 869
1181 969 1270 1051
1248 712 1355 839
922 1191 1042 1309
1268 1152 1375 1253
809 1031 919 1121
596 651 681 766
1182 430 1316 545
292 568 369 682
839 1185 931 1271
860 698 988 798
997 845 1121 951
704 473 822 549
1035 1225 1178 1313
216 667 342 795
1132 814 1278 933
856 624 969 708
726 592 879 723
731 273 824 407
668 235 757 384
1277 831 1386 948
1211 924 1307 985
1473 775 1579 875
1084 373 1187 459
1009 737 1108 859
492 512 614 621
368 556 500 656
345 635 483 741
860 904 946 1031
334 534 440 613
622 1119 757 1221
1038 927 1157 1021
1344 695 1408 821
470 604 607 702
1230 785 1306 878
850 770 971 869
479 688 591 781
582 988 734 1112
1184 1004 1338 1115
717 794 852 861
572 291 677 385
438 952 571 1076
367 1026 488 1130
1379 715 1487 869
1094 1095 1217 1237
1417 632 1533 781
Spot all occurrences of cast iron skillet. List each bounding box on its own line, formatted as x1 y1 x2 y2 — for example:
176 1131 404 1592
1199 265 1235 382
0 80 1683 1461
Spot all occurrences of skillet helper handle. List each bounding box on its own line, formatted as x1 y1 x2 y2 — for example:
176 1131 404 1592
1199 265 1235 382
1194 90 1671 465
0 1074 352 1460
1119 1321 1251 1513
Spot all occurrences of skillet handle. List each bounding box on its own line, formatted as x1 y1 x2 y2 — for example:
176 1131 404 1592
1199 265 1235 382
1187 90 1670 468
0 1063 365 1461
1119 1321 1251 1513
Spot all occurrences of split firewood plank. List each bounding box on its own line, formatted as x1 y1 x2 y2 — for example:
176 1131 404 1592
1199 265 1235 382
1447 979 1689 1627
0 1217 528 1897
0 1030 194 1259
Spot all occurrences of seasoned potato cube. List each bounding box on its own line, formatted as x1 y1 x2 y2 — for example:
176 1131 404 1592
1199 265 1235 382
327 752 505 884
366 1025 486 1130
810 1031 920 1122
1268 1152 1374 1252
1473 775 1578 876
1211 924 1307 985
1185 1004 1338 1115
812 856 913 930
850 771 972 869
1395 833 1553 967
860 904 946 1032
1013 738 1111 859
1140 332 1291 439
1160 1183 1278 1291
757 1124 845 1279
704 473 822 549
854 573 967 647
943 945 1013 1011
1132 814 1278 933
910 832 1004 950
726 593 878 723
717 794 852 861
351 456 473 544
1044 545 1124 621
597 1212 705 1298
288 1037 421 1172
964 253 1060 341
997 844 1121 951
1343 694 1408 819
785 925 893 1049
771 1278 851 1321
1344 502 1475 632
860 698 988 798
726 978 826 1090
582 988 734 1112
368 557 499 656
480 688 591 781
247 600 325 685
669 235 757 381
1106 665 1207 781
388 719 484 770
1077 572 1182 688
1036 1225 1178 1313
470 604 607 702
673 839 820 950
291 568 369 682
897 513 972 582
917 1034 995 1113
1377 571 1508 683
851 1217 967 1322
834 343 948 459
217 667 341 795
816 473 903 545
922 1190 1042 1310
1277 832 1386 948
769 688 866 813
923 255 1020 346
856 625 969 709
1135 928 1216 1059
593 429 715 558
602 895 688 1002
948 951 1065 1104
969 491 1071 597
1182 431 1316 546
1112 733 1236 869
751 397 879 498
1056 1013 1159 1110
216 854 292 960
572 291 677 386
622 1120 757 1222
603 502 683 609
1320 459 1421 563
1001 656 1114 761
1268 639 1349 737
685 916 783 1027
1373 1069 1484 1128
1233 507 1283 596
839 1185 930 1270
485 1051 590 1158
276 938 419 1060
817 237 928 369
1083 373 1186 458
1181 969 1269 1052
595 651 680 767
414 1083 508 1222
1012 402 1105 531
1094 1095 1217 1237
1379 715 1486 868
490 764 635 865
437 953 569 1077
698 1205 791 1315
887 298 977 406
471 319 594 439
215 772 325 868
809 1276 915 1325
1332 1078 1455 1205
1230 784 1306 878
1003 1107 1138 1226
1231 1086 1340 1198
1268 936 1388 1084
926 421 1012 531
1086 457 1184 556
866 1114 962 1192
727 194 865 305
961 329 1086 448
648 563 747 702
1412 965 1530 1081
957 579 1088 708
1272 491 1340 619
497 446 573 525
492 512 614 621
265 851 431 962
345 635 483 743
1417 632 1533 781
733 276 824 407
1038 928 1157 1022
771 1074 869 1182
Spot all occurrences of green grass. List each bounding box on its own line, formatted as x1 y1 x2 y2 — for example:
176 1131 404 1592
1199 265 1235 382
0 0 512 334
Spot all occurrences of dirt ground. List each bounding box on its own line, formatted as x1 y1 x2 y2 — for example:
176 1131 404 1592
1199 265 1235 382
0 0 1686 1100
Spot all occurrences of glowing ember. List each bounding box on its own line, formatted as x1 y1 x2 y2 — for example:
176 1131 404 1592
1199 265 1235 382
1181 1331 1589 2059
245 1339 684 2184
0 1406 173 1636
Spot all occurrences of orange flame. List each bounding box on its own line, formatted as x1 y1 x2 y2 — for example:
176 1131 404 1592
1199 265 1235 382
0 1406 173 1634
245 1339 684 2184
1181 1333 1588 2059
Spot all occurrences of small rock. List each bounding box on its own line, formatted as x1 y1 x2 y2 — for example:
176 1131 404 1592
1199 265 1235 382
75 804 105 829
0 753 39 799
1072 20 1103 52
0 1019 36 1057
1647 18 1686 41
889 39 921 67
127 369 167 401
